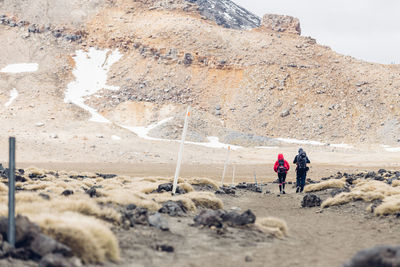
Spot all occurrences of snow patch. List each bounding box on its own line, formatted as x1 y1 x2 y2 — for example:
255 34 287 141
381 145 400 152
276 138 325 146
256 146 279 149
329 143 353 149
276 137 353 149
111 135 121 141
120 118 241 150
0 63 38 73
64 48 123 123
4 88 18 107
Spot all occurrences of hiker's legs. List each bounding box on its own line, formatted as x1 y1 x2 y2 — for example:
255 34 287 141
282 173 287 190
300 171 306 192
278 173 284 192
296 171 301 192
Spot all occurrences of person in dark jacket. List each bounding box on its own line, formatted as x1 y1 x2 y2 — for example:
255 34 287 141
274 154 290 194
293 148 310 193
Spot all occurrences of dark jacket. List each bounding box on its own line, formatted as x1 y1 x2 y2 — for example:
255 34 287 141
293 153 310 171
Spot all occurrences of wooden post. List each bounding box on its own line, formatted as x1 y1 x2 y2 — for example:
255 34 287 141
221 146 230 187
172 106 191 195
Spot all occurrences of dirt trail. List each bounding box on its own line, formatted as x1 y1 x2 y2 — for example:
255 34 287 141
220 188 400 267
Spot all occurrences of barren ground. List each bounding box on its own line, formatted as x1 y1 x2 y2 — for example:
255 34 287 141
88 184 400 267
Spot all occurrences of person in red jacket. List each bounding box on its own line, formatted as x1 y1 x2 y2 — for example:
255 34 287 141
273 154 290 194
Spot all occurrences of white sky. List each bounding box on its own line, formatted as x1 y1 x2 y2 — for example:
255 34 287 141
233 0 400 64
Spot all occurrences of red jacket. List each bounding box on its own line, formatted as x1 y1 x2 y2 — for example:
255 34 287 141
273 154 290 173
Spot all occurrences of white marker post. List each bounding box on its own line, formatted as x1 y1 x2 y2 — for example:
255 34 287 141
172 106 191 195
231 164 236 186
220 146 231 187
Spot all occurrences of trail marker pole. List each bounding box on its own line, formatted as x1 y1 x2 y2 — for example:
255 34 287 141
8 137 16 247
172 106 191 195
220 146 230 187
231 164 236 186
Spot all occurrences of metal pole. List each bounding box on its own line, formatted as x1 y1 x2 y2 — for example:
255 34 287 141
172 106 191 195
8 137 15 247
220 146 230 186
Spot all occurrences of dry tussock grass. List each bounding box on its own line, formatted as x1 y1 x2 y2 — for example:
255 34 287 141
0 182 8 192
255 217 288 238
97 190 162 211
392 180 400 187
179 182 194 192
322 180 400 216
0 168 227 263
32 212 119 264
187 177 219 189
304 179 346 193
185 191 223 210
26 167 47 176
374 195 400 216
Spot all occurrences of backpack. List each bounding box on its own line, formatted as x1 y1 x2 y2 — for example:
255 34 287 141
297 152 307 169
277 159 286 173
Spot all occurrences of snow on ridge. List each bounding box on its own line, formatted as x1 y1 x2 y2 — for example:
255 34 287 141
120 118 241 150
64 48 122 123
4 88 18 107
276 138 325 146
276 137 353 149
111 135 121 141
0 63 38 73
381 145 400 152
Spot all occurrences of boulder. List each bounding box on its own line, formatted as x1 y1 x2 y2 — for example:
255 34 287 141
158 201 187 216
86 187 99 198
301 194 322 208
96 173 117 179
344 246 400 267
126 204 137 210
262 14 301 35
123 207 148 226
193 210 224 228
157 183 173 192
39 253 82 267
221 210 256 226
30 233 72 257
61 190 74 196
156 183 185 194
154 244 174 253
183 53 193 66
148 213 169 231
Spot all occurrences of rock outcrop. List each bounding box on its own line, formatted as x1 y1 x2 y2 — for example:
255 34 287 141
186 0 261 29
262 14 301 35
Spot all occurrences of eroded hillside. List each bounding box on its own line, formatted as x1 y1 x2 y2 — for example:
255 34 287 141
1 0 399 149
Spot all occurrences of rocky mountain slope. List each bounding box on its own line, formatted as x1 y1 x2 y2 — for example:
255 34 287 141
0 0 399 149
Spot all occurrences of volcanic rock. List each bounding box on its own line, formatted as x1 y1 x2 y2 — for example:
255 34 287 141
148 213 169 231
301 194 322 208
262 14 301 35
158 201 187 216
344 246 400 267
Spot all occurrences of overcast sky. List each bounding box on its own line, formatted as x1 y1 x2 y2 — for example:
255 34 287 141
233 0 400 64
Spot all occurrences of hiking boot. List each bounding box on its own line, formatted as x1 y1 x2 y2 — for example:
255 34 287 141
282 191 286 194
296 187 300 193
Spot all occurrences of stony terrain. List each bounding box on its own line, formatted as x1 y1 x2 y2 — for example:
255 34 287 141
0 0 399 150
